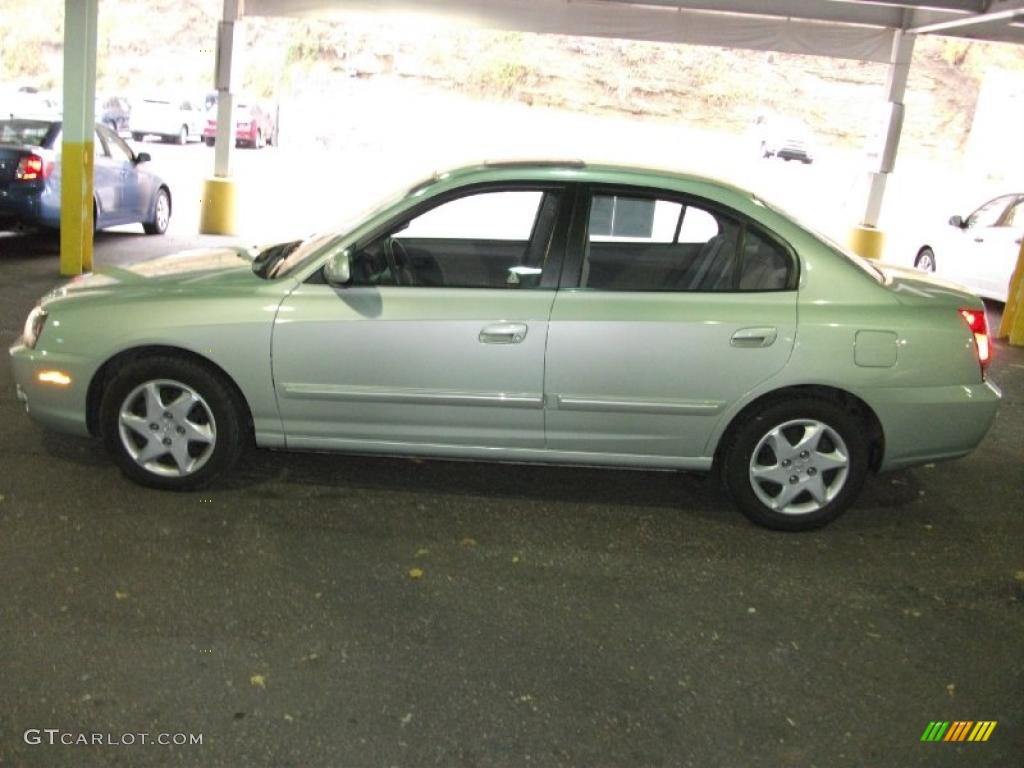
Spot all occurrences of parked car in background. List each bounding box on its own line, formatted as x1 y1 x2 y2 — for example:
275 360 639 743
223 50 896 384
913 194 1023 303
8 162 999 531
754 115 814 164
130 96 204 144
96 95 131 135
2 86 60 120
203 100 275 148
0 118 171 234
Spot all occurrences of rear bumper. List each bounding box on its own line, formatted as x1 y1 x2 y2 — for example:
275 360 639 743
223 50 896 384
867 380 1001 471
8 341 94 437
0 186 57 228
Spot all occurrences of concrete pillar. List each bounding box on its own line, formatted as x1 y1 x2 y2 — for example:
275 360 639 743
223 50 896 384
848 28 915 260
60 0 99 276
200 0 243 235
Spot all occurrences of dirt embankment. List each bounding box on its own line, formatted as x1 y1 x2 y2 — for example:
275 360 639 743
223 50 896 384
3 0 1023 155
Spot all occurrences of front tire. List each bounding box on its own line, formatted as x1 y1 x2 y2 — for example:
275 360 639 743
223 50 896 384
720 397 869 531
99 357 246 490
143 188 171 235
915 247 936 272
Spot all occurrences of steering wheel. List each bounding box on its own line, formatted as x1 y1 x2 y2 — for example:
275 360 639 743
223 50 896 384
385 237 415 285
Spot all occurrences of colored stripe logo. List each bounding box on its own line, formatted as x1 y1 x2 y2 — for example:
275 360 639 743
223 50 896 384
921 721 997 742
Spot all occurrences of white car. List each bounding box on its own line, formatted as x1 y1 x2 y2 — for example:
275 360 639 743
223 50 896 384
130 96 205 145
914 194 1024 303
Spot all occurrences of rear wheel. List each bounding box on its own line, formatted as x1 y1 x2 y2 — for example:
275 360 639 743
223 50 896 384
143 188 170 235
132 132 144 142
915 247 936 272
100 356 246 490
720 397 869 531
204 136 215 147
177 125 188 145
254 129 264 149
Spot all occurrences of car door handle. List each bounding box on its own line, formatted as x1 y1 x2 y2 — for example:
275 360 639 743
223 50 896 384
479 322 528 344
731 326 778 348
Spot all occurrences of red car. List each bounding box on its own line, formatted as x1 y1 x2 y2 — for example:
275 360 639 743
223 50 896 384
203 101 275 149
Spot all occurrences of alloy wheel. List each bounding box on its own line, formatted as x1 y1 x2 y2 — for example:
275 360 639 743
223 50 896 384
748 418 850 515
117 379 217 477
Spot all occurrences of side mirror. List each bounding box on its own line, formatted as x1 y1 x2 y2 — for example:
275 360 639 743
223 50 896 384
135 151 151 164
324 248 352 286
949 214 964 228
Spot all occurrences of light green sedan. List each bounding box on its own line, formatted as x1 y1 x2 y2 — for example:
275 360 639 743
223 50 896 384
9 162 1001 530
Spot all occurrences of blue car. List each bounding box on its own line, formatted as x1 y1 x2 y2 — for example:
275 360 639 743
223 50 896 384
0 119 171 234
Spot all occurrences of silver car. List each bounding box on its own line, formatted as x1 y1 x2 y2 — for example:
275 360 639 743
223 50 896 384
9 162 1000 530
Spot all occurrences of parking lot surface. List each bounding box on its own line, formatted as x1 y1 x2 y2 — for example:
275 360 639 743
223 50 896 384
1 232 1022 767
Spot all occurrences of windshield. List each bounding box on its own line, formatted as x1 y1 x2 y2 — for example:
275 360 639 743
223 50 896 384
0 119 55 146
261 175 438 280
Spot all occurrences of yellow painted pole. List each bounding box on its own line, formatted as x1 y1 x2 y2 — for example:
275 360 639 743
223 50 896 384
996 238 1024 346
200 0 242 235
60 0 98 276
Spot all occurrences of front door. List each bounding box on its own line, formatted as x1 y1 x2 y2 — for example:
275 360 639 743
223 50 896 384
272 184 569 452
544 187 798 462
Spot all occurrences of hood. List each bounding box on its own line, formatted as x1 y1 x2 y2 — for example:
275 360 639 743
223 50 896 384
42 245 257 305
876 262 983 308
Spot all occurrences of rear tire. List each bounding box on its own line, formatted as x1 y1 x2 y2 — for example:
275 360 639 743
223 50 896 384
204 137 215 147
177 125 188 145
132 132 144 142
720 397 869 531
99 356 246 490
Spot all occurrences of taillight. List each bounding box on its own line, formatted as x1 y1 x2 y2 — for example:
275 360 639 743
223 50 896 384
15 153 53 181
959 307 991 375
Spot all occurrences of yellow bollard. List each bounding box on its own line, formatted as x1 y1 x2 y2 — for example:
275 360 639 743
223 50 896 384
199 177 238 235
996 239 1024 346
847 225 885 260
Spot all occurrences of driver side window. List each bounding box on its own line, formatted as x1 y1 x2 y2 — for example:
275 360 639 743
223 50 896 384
967 197 1012 229
348 189 561 289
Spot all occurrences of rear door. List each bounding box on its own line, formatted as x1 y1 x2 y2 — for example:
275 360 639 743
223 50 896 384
543 185 799 462
91 128 123 224
272 183 570 451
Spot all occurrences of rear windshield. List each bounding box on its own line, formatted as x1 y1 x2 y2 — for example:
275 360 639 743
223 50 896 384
0 119 55 147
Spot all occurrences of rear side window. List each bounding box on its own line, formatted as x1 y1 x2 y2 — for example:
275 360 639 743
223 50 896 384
581 193 793 292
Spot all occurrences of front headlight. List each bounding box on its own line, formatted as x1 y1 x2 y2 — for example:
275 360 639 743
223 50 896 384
23 305 48 349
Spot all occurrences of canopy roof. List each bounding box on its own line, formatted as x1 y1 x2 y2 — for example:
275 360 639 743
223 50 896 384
241 0 1024 62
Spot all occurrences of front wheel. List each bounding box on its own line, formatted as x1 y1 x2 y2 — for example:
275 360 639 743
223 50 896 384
100 357 246 490
720 398 869 531
915 247 936 272
143 188 170 235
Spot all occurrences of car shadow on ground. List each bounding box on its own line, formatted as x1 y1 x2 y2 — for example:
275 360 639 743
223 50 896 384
38 429 926 528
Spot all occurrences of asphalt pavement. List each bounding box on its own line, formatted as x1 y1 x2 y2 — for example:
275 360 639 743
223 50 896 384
0 231 1022 767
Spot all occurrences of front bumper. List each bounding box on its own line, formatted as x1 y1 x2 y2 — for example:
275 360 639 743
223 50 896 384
869 379 1002 471
9 341 94 437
